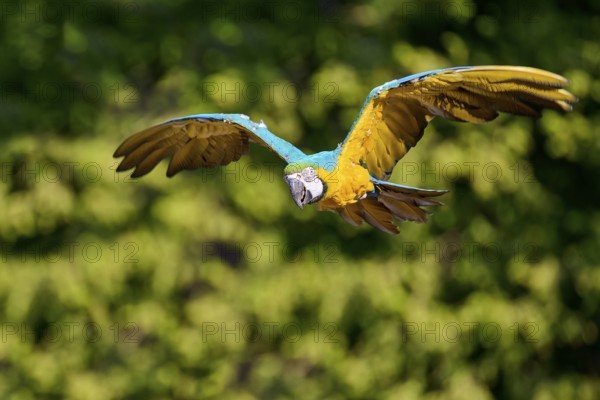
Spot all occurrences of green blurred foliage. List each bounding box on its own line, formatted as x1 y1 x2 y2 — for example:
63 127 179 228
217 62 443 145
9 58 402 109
1 0 599 398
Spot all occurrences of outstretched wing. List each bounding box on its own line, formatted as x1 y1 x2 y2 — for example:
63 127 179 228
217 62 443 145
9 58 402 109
338 66 578 179
114 113 305 177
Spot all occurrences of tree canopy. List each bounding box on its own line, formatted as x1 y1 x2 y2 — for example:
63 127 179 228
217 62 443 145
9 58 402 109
0 0 598 398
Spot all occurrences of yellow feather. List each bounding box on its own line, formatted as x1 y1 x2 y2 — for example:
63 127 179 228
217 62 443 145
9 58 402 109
459 66 568 86
339 65 576 180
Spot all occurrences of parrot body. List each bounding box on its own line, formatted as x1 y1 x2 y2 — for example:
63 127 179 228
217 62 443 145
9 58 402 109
114 66 576 234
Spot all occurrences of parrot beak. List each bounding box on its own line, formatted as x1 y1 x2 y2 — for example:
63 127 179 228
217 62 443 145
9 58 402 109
286 177 307 209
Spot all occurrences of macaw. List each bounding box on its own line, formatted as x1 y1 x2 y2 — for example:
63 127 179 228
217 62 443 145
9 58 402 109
114 66 576 234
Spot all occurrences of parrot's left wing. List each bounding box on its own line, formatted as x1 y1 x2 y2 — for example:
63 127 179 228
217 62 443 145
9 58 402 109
337 66 577 180
114 113 305 178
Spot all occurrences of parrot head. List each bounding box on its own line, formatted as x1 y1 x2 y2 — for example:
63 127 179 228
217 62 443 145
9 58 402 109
283 163 326 209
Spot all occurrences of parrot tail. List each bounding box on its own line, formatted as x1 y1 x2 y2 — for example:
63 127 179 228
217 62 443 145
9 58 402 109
336 180 447 234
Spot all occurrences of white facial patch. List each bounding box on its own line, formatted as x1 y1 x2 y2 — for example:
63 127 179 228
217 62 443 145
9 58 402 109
304 176 324 199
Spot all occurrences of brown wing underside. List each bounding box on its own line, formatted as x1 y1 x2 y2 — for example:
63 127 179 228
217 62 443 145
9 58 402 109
114 119 253 178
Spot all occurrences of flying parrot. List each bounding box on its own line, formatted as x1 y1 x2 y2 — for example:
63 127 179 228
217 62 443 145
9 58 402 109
113 66 576 234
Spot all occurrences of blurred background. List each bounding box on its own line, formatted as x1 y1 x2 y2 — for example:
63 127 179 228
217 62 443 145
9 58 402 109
1 0 599 398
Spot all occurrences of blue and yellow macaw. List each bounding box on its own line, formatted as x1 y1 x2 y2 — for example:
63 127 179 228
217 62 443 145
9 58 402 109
114 66 576 234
